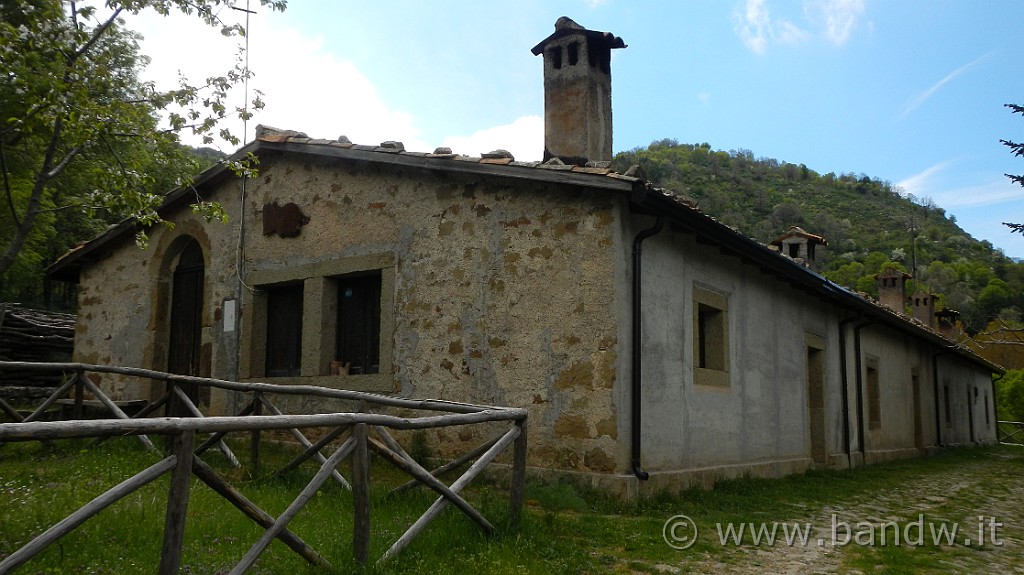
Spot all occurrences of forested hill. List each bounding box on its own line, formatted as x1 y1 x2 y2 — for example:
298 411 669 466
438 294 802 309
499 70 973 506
611 139 1024 334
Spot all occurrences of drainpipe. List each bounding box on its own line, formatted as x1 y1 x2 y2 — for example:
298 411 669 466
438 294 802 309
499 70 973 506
992 373 1004 443
932 351 951 448
630 217 664 481
853 321 869 464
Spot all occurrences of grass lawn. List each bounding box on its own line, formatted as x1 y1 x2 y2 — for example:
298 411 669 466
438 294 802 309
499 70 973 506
1 439 1021 574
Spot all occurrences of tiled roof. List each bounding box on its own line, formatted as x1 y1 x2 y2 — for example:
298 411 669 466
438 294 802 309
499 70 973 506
252 124 649 183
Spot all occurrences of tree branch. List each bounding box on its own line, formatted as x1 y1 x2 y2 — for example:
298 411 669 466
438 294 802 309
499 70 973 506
0 116 66 276
43 146 83 182
70 7 124 65
0 141 20 227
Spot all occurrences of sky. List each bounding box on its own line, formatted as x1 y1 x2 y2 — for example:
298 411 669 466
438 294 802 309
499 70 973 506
128 1 1024 259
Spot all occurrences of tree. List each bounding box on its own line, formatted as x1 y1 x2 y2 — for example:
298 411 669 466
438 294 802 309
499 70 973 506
0 0 286 295
1002 103 1024 234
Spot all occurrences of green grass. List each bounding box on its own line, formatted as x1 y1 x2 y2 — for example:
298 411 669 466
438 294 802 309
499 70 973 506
1 440 1021 574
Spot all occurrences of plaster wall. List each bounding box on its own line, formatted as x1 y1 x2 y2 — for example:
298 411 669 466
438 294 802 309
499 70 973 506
629 224 837 481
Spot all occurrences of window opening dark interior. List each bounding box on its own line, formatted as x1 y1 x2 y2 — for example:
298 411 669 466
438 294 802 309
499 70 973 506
549 47 562 69
567 42 579 66
336 273 382 375
697 303 724 370
265 283 303 377
788 244 800 258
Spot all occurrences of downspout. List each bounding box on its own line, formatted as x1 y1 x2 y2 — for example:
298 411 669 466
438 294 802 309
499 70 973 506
630 216 664 481
853 321 869 464
992 373 1004 443
932 351 950 448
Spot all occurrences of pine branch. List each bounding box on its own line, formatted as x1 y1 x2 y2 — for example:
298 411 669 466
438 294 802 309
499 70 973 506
1004 222 1024 235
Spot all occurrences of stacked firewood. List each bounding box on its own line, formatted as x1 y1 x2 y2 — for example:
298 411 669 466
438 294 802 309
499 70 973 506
0 303 75 390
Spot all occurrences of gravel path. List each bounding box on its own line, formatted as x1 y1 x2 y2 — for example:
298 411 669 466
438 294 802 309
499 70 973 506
653 447 1024 574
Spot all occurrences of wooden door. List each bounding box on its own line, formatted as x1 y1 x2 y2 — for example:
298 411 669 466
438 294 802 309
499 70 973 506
167 239 204 414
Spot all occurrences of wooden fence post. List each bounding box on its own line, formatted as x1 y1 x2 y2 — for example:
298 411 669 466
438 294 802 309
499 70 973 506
158 431 195 575
73 370 85 420
509 419 527 527
250 392 262 475
352 422 370 564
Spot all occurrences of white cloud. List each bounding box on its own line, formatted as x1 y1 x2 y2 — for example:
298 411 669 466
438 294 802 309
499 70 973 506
895 161 952 199
898 162 1022 209
805 0 865 46
930 180 1024 209
132 9 426 152
440 116 543 162
900 52 994 119
733 0 862 54
733 0 774 54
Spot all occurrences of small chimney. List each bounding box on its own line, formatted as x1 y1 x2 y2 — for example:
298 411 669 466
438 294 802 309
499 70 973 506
532 17 626 166
875 267 910 314
770 226 827 272
910 290 936 327
935 307 960 340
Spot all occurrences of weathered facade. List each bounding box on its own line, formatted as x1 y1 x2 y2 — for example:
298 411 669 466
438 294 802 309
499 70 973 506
48 18 1000 497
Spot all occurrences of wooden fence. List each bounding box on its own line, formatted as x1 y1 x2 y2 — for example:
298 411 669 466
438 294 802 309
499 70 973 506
0 361 528 574
998 420 1024 446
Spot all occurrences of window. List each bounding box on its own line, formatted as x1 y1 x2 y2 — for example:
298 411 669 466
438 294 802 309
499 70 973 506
866 357 880 430
265 283 303 377
697 304 725 370
335 272 382 375
693 286 729 387
241 253 395 392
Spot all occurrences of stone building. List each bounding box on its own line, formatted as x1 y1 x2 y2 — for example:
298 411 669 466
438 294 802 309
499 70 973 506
48 18 1000 496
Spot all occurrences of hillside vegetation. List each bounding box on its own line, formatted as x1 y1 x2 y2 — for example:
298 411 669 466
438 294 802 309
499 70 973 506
613 139 1024 334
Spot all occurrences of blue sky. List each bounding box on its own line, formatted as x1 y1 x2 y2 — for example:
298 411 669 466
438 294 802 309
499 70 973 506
132 1 1024 258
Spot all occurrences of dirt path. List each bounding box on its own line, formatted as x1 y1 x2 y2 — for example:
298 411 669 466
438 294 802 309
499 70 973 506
656 447 1024 574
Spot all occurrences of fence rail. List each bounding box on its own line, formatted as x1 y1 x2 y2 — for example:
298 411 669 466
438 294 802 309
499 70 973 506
998 420 1024 446
0 361 528 574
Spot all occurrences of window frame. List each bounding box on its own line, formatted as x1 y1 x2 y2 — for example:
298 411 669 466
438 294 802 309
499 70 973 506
263 282 304 377
240 253 395 393
692 285 730 388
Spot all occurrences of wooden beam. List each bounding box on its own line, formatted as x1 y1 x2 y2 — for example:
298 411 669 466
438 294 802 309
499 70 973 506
230 439 353 575
387 435 502 497
0 456 176 573
158 431 195 575
379 424 521 563
368 429 494 535
258 395 350 489
352 423 371 564
191 455 330 568
170 386 239 466
0 409 528 442
509 420 528 527
82 376 156 452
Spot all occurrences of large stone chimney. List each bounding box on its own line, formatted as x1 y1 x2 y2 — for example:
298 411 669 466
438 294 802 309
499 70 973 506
532 17 626 166
875 267 910 314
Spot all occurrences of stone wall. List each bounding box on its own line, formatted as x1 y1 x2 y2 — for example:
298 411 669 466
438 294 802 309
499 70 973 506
73 153 628 475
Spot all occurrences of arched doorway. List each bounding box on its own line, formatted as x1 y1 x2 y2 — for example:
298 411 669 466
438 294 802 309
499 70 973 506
167 238 204 412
